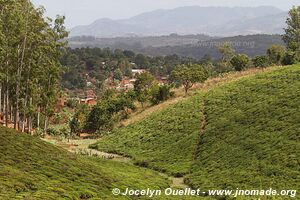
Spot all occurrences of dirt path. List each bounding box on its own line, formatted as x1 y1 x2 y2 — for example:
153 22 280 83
43 138 131 162
43 137 189 188
171 177 188 188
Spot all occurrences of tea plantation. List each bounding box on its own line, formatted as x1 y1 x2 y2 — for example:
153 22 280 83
187 65 300 190
94 65 300 192
1 65 299 199
92 94 204 176
0 126 170 199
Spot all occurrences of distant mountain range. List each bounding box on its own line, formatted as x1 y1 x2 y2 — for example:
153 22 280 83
70 6 288 37
68 34 285 59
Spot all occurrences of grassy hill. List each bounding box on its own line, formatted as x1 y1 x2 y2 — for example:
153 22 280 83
94 65 300 192
0 126 171 199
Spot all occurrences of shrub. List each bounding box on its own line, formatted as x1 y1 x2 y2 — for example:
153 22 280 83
230 54 250 71
66 99 78 109
253 55 269 68
282 51 300 65
150 84 174 105
267 44 286 65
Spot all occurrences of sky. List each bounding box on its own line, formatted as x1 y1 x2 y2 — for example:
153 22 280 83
31 0 299 28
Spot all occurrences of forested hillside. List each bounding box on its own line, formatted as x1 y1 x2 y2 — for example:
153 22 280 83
68 34 214 49
68 34 284 59
138 35 284 59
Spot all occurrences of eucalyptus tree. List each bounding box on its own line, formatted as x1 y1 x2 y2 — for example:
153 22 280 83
283 6 300 63
0 0 68 133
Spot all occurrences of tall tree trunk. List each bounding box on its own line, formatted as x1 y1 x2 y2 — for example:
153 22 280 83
28 117 32 134
44 116 48 134
15 2 29 130
5 60 9 127
3 92 5 124
10 104 13 123
22 109 26 132
14 73 20 130
22 84 29 132
5 85 8 127
37 106 40 130
28 97 32 134
0 86 2 115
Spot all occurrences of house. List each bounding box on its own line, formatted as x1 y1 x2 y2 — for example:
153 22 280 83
129 79 136 83
157 76 169 85
77 89 98 106
80 98 97 106
86 81 93 87
117 83 134 91
132 69 147 77
116 78 135 91
85 90 97 99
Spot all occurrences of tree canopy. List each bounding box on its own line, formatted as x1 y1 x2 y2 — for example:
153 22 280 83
283 6 300 63
171 64 208 95
230 54 250 71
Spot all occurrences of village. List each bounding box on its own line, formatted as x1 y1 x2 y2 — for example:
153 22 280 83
57 67 169 109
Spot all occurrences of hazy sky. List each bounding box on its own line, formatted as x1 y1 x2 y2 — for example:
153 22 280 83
31 0 299 28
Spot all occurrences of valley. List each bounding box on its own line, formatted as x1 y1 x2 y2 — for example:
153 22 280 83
1 1 300 199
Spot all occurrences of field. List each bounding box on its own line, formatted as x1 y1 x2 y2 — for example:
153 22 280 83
93 65 300 194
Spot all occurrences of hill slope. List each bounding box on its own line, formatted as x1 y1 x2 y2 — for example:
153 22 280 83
92 94 204 176
70 6 285 37
187 65 300 190
94 65 300 192
0 127 170 199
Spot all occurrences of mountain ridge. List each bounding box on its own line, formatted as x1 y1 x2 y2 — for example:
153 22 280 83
70 6 287 37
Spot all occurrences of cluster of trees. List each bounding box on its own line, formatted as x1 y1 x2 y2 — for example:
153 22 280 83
218 6 300 71
283 6 300 64
218 43 297 73
60 47 197 90
70 90 136 134
69 65 209 135
133 72 175 107
0 0 68 133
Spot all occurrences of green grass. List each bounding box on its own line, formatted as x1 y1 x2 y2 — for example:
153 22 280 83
0 126 171 199
186 65 300 190
92 94 204 176
94 65 300 196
